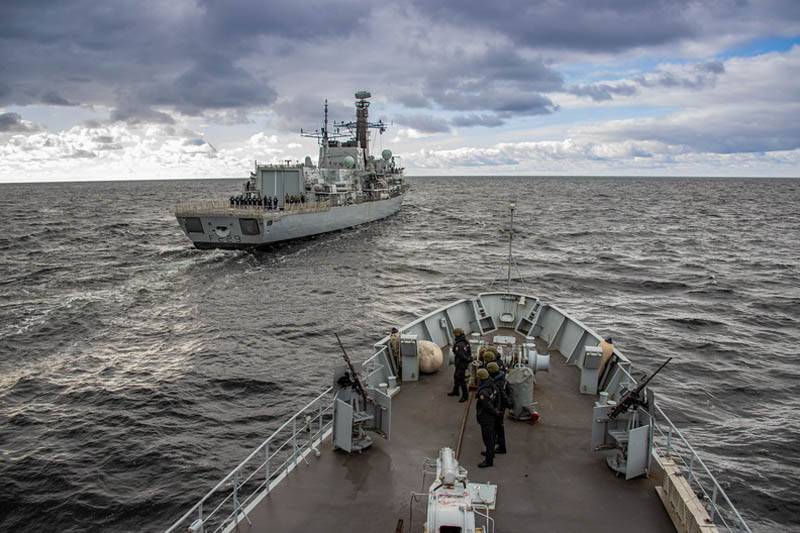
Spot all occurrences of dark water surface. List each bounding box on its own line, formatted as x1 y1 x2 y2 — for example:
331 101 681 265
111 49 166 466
0 177 798 532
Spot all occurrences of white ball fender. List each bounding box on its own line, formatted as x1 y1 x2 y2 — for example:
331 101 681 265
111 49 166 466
418 340 444 374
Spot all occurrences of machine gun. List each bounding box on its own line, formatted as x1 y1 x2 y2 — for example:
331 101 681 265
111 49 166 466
607 357 671 419
335 333 367 404
331 333 391 453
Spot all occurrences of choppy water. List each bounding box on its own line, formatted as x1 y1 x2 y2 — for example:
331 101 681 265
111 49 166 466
0 177 798 532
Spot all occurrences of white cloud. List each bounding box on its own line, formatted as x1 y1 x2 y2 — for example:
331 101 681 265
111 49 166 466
0 122 264 181
406 139 800 177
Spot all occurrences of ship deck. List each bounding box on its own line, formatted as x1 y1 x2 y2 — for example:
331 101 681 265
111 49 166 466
234 330 674 532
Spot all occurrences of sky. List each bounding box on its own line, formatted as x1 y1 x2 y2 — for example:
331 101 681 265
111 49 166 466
1 0 799 182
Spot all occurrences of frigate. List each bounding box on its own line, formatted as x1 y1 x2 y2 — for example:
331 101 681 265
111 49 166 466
166 204 752 533
175 91 408 250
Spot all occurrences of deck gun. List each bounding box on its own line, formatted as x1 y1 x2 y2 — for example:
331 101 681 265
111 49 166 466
331 333 391 453
592 357 672 479
335 332 368 404
607 357 671 420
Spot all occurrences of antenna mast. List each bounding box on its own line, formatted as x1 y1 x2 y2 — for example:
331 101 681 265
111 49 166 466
323 99 329 144
507 202 515 293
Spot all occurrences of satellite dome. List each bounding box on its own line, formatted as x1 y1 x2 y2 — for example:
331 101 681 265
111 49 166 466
342 155 355 168
381 149 392 161
304 155 313 166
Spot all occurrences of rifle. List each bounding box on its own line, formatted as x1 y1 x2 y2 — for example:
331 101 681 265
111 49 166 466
607 357 672 420
335 333 368 404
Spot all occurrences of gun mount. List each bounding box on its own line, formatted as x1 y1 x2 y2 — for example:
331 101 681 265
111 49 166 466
592 358 671 479
332 334 391 453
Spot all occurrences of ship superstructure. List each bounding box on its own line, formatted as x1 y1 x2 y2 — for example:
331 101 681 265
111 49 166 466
175 91 408 250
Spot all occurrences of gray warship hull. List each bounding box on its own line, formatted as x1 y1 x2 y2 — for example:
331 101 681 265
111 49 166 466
175 193 404 250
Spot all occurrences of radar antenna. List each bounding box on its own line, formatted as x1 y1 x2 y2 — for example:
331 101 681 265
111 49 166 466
300 99 349 145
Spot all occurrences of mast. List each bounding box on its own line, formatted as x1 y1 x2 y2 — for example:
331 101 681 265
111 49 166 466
322 99 328 164
355 90 371 165
507 201 515 293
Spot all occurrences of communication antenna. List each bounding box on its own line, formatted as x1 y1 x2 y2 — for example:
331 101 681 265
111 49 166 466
507 201 515 293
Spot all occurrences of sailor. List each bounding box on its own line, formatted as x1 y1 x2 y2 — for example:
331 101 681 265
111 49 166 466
482 349 496 367
487 362 508 455
388 327 401 376
447 328 471 402
476 368 499 468
229 195 234 206
597 336 615 384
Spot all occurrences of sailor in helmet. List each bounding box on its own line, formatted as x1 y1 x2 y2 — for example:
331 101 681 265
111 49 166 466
447 328 471 402
487 362 508 456
476 368 500 468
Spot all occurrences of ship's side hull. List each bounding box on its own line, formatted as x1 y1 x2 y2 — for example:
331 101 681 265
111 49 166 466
178 194 403 250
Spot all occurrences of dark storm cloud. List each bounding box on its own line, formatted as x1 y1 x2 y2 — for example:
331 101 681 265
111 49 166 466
397 46 563 117
0 0 366 120
394 93 432 109
412 0 699 52
142 61 278 115
0 112 38 133
272 95 353 132
110 104 176 125
40 91 78 106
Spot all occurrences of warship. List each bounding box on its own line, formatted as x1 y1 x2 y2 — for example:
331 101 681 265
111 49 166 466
166 204 752 533
175 91 408 250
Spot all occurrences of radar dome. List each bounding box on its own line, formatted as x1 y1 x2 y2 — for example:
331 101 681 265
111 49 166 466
381 149 392 161
342 155 355 168
304 155 313 166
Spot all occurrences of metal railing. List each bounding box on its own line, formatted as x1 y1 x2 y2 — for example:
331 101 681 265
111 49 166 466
174 200 331 218
165 387 335 533
608 362 750 531
651 400 752 532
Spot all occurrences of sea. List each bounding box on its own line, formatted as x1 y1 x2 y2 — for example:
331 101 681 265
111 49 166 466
0 176 797 532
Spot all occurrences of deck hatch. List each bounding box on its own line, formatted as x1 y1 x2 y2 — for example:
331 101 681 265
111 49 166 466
183 217 203 233
239 218 260 235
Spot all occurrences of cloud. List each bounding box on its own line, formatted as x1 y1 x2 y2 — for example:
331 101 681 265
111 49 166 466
110 103 176 125
40 91 78 106
450 114 506 128
411 0 800 54
568 82 638 101
406 45 563 116
407 139 799 176
392 114 451 134
141 61 277 115
586 105 800 154
633 60 725 90
271 94 352 132
0 121 253 181
569 60 726 101
0 112 40 133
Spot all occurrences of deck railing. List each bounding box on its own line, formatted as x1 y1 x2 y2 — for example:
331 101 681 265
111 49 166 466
651 399 752 532
165 387 335 533
613 365 750 532
165 352 394 533
174 200 331 218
